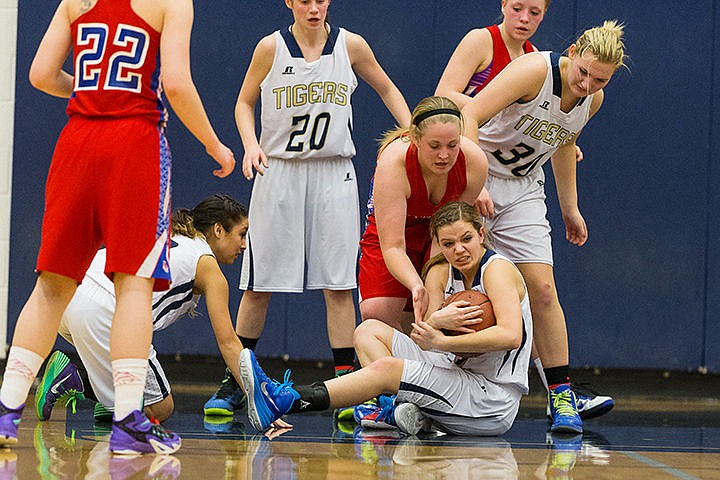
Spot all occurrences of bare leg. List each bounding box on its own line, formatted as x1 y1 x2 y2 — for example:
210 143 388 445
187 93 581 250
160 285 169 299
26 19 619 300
353 319 396 367
516 263 568 369
359 297 413 334
12 272 77 356
111 274 154 417
235 290 272 339
324 356 404 408
111 274 154 361
323 289 355 349
0 272 77 407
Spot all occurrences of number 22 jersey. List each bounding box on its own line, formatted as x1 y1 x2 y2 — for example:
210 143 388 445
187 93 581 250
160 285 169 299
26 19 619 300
66 0 165 123
259 26 358 160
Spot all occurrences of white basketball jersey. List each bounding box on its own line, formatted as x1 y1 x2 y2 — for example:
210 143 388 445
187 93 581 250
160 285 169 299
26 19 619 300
259 26 358 160
84 235 213 331
478 51 594 179
444 250 533 394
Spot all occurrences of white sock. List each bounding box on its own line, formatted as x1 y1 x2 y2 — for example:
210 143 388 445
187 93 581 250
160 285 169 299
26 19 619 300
112 359 148 420
534 357 549 393
0 346 44 409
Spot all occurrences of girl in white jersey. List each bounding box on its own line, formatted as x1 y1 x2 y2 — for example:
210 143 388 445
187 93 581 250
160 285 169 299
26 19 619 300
461 21 627 434
35 195 288 431
207 0 411 414
237 201 532 437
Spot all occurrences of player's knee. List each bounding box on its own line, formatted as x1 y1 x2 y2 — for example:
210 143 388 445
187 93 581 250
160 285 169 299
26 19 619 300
366 356 403 390
528 280 560 310
354 319 389 346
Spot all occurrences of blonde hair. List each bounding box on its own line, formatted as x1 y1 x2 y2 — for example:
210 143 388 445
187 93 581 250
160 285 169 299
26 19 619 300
379 96 462 150
574 20 628 70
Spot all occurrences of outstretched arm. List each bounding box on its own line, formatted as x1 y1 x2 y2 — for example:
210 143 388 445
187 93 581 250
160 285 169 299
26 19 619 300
235 34 275 179
159 0 235 177
196 255 291 430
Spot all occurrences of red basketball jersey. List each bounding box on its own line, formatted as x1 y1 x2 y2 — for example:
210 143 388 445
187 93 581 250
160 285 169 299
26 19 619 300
66 0 165 123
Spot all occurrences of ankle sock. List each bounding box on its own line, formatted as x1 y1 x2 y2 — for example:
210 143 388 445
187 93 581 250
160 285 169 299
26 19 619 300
0 346 44 409
112 359 148 420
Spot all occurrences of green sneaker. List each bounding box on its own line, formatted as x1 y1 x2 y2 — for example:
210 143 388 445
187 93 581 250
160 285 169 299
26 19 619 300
93 402 113 423
35 351 85 421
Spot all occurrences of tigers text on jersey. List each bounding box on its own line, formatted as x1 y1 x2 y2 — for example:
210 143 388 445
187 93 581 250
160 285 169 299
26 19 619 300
477 51 593 179
259 26 358 160
67 0 165 123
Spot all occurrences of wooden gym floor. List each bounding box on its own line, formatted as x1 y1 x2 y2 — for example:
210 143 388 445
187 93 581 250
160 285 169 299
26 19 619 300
2 356 719 479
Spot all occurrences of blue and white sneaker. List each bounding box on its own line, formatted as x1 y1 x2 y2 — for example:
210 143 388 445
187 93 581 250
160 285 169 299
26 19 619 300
238 349 299 431
0 401 23 446
204 368 246 416
548 384 583 434
573 383 614 420
109 410 181 455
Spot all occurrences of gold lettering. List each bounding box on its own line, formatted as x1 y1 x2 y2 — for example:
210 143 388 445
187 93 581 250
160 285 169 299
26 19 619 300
272 87 285 110
323 81 337 103
292 84 307 106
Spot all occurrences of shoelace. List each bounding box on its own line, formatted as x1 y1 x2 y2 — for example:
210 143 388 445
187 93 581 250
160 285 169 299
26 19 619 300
58 390 84 414
551 390 577 417
372 394 396 423
273 369 295 392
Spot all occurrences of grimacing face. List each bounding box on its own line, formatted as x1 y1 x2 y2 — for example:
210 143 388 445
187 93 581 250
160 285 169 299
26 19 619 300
437 220 485 273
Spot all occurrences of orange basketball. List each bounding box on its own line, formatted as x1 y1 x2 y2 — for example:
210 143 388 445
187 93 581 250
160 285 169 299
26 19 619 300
440 289 496 336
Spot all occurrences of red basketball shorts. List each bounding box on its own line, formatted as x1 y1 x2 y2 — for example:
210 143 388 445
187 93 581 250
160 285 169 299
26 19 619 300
36 116 172 290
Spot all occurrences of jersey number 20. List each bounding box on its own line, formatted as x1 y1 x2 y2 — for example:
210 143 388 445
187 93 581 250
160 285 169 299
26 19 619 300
75 23 150 93
285 113 331 152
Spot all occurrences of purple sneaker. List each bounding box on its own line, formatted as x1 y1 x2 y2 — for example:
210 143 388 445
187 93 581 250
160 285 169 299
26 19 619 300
0 401 23 446
35 351 85 421
110 454 181 480
109 410 181 455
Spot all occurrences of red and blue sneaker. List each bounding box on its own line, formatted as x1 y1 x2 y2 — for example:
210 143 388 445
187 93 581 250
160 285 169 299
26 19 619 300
238 349 299 431
109 410 181 455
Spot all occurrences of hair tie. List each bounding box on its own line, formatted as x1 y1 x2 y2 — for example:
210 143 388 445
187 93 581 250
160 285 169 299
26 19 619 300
412 108 461 126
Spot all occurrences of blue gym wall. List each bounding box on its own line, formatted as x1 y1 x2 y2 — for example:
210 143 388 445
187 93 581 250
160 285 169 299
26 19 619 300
9 1 720 372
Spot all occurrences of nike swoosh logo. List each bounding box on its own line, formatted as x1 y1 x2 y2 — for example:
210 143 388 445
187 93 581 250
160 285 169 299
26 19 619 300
260 381 280 412
50 374 72 395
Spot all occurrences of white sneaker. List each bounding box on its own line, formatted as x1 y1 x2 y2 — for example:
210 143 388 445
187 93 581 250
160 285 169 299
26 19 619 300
393 403 431 435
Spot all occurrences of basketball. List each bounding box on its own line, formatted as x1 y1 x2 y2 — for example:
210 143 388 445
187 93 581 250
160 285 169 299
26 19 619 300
440 290 496 336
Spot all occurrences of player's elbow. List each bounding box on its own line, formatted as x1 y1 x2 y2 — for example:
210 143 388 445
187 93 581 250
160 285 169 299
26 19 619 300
501 328 523 350
28 65 55 93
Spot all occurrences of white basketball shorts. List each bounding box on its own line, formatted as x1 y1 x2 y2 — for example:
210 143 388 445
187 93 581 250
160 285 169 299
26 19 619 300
58 279 170 410
239 157 360 292
392 331 521 436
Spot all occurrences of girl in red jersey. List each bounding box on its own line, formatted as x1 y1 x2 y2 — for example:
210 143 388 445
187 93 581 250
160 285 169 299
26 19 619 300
358 96 487 334
0 0 235 455
435 0 547 109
